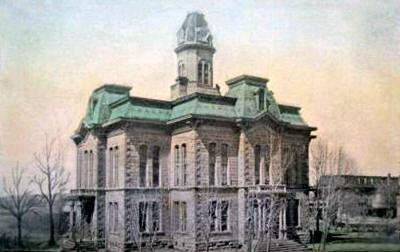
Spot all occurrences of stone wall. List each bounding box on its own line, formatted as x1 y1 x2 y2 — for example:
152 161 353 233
71 119 312 251
124 189 171 250
125 124 170 188
194 122 239 187
105 190 125 251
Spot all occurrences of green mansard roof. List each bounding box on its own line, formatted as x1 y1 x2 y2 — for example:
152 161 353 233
74 75 314 138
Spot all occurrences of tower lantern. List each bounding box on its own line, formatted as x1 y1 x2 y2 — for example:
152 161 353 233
171 12 220 99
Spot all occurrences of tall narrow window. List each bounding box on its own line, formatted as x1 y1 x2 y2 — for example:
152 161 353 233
198 60 211 85
178 62 185 76
221 201 229 231
254 145 261 185
109 148 113 188
89 150 93 188
209 143 216 186
221 144 228 186
252 199 259 233
174 201 180 231
114 203 118 232
283 147 290 185
139 145 147 187
294 199 299 227
174 145 180 186
209 200 217 232
139 202 147 232
109 203 114 232
265 145 270 185
77 150 82 188
152 146 160 187
259 89 265 111
198 61 203 84
295 151 301 186
114 147 119 187
181 144 187 186
261 199 270 232
181 202 187 231
204 63 209 85
84 150 88 188
152 202 160 231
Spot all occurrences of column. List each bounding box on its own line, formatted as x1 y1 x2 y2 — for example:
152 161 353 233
69 201 75 233
283 206 287 239
279 209 283 239
201 61 205 85
260 146 265 186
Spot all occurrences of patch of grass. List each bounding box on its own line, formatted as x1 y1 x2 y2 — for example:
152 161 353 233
323 242 400 252
308 231 400 252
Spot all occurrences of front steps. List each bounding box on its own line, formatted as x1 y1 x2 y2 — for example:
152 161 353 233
61 239 97 252
258 239 312 252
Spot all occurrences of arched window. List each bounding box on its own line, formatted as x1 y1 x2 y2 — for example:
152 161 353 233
198 61 203 84
152 146 160 187
181 144 187 186
264 145 270 185
204 62 209 85
295 150 300 186
114 203 119 232
77 150 82 188
84 150 88 188
89 150 93 188
139 145 147 187
221 144 228 186
109 203 113 232
174 145 180 186
282 146 290 185
254 145 261 185
139 202 147 232
251 199 259 233
108 148 113 188
209 143 216 186
178 61 185 76
198 60 211 85
114 147 119 187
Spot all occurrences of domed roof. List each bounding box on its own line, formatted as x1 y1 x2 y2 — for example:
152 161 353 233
177 12 213 46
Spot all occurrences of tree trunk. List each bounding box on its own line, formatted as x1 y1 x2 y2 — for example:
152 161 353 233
266 229 272 252
17 215 22 247
49 204 56 246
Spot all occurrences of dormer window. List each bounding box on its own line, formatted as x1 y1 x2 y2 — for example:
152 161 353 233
258 89 265 111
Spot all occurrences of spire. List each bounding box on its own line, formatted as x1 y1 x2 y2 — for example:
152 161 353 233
176 12 214 52
171 12 220 100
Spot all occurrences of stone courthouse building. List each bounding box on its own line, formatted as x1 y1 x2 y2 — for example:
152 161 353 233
67 12 316 251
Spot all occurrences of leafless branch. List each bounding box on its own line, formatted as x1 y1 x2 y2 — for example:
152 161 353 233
0 163 41 247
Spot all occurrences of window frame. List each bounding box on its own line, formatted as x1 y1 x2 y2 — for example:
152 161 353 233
221 143 228 186
181 144 187 186
152 146 160 188
208 143 216 186
139 145 148 188
254 145 261 185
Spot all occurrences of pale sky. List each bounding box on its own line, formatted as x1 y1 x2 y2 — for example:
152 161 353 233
1 0 399 189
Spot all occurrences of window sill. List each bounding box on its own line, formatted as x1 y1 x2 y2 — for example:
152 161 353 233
210 231 232 235
174 231 189 235
139 231 165 236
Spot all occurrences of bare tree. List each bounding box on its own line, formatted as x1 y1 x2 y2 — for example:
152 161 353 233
127 191 167 252
33 134 70 246
0 163 41 247
245 142 295 252
309 139 357 252
197 188 227 252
